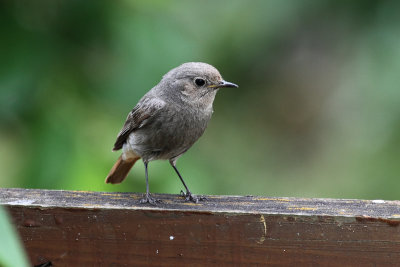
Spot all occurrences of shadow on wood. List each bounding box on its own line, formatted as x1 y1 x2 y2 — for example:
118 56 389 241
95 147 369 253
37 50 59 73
1 188 400 266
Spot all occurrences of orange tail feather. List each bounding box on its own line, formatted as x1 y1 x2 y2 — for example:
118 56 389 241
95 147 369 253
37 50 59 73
105 155 140 184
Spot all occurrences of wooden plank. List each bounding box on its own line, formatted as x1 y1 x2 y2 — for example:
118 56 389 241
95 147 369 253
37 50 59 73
1 188 400 266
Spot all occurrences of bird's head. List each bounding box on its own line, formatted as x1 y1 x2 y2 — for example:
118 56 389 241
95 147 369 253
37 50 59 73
160 62 238 107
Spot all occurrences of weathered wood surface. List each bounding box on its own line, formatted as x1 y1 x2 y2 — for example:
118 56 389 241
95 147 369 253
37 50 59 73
1 188 400 266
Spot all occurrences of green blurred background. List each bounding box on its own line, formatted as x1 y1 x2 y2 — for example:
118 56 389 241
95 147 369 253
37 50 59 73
1 0 400 200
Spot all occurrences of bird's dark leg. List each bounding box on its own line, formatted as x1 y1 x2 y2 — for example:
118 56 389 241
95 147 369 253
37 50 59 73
170 161 205 203
140 161 161 204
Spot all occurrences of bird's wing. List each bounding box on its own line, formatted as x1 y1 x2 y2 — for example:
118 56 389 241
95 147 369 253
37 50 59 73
112 98 166 151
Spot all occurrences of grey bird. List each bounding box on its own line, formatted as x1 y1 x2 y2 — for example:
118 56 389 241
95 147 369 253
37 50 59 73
105 62 238 204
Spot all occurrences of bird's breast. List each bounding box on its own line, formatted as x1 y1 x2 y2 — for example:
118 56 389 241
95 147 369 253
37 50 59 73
126 106 212 161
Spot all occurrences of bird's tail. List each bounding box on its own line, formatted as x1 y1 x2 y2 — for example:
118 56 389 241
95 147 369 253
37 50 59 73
105 155 140 184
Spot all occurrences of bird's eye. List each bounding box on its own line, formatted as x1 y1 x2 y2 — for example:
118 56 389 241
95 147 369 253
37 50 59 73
194 78 206 87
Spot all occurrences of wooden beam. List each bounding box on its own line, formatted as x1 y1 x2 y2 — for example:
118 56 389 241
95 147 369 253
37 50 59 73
1 188 400 266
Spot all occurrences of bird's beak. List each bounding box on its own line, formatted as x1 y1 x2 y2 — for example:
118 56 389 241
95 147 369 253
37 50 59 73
209 80 239 89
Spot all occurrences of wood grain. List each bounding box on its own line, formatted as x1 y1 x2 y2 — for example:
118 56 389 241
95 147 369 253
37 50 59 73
2 188 400 266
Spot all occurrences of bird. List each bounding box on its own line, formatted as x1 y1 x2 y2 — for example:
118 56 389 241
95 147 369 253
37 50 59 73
105 62 238 204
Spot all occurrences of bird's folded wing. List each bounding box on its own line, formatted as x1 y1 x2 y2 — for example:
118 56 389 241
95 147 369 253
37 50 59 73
113 98 166 151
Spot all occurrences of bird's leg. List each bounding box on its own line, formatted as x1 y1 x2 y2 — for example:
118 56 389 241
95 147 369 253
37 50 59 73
170 161 205 203
140 161 161 204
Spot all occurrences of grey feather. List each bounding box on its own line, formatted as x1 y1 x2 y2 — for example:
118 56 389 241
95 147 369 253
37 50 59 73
113 98 166 151
112 62 238 163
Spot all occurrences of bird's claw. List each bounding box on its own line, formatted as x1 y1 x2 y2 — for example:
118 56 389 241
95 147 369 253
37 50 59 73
180 190 206 203
140 194 162 205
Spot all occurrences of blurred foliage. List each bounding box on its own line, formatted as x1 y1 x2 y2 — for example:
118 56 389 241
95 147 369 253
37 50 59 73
0 207 29 267
1 0 400 200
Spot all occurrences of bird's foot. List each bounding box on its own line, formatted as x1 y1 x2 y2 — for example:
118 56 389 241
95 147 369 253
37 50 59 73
180 190 206 203
140 193 161 205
